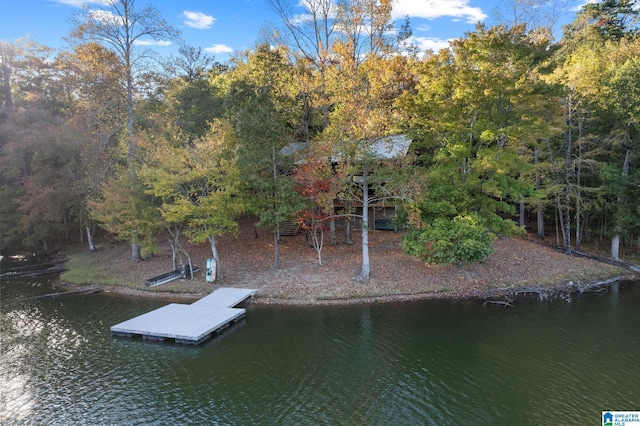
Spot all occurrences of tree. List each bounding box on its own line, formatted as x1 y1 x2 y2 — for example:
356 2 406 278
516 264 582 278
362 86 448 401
292 142 339 265
404 25 560 243
0 38 61 115
270 0 341 244
554 6 640 257
160 46 226 143
323 0 415 281
582 0 640 40
71 0 179 261
140 120 245 278
599 42 640 259
225 44 310 270
0 109 80 251
493 0 567 42
269 0 336 128
55 43 128 252
88 170 162 259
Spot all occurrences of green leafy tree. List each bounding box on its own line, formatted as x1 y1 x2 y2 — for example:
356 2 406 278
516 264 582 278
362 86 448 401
404 24 559 240
402 213 496 264
553 9 640 257
88 170 162 259
599 41 640 259
224 44 310 270
140 120 245 278
161 45 226 142
269 0 340 244
582 0 639 40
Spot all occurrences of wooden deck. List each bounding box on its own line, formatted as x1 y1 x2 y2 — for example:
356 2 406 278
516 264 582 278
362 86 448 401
110 287 257 345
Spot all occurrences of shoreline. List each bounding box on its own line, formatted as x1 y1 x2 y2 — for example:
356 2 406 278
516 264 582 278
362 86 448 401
59 274 637 306
56 228 639 307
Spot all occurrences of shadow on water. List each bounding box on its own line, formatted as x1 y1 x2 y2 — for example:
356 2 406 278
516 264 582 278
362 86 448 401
2 276 639 425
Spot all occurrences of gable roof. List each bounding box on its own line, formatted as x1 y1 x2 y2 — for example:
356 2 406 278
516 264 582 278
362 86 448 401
280 134 412 162
368 134 412 159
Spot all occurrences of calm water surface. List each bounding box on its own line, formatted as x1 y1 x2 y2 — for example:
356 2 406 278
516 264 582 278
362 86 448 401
1 274 639 425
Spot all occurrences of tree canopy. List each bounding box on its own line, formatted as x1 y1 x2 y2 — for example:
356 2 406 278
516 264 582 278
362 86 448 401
1 0 639 281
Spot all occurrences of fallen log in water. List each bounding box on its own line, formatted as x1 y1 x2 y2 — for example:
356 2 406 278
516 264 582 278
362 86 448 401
483 299 514 308
574 276 621 293
25 286 103 300
484 276 629 308
1 258 68 278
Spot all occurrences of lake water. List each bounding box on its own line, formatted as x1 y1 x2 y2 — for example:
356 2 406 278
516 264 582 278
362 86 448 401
1 274 639 425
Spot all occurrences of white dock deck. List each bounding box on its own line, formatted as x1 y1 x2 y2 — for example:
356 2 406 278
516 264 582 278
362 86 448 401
192 287 257 308
111 287 257 345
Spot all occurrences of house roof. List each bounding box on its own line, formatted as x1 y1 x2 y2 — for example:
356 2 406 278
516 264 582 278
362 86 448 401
280 134 412 162
368 134 412 159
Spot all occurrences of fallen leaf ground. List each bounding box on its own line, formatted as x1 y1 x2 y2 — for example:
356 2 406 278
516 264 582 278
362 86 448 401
62 216 633 305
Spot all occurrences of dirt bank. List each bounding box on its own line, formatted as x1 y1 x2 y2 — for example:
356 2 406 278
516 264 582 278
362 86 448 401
60 218 635 305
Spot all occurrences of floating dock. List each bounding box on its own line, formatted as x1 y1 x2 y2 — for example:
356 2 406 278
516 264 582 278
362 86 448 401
110 287 256 345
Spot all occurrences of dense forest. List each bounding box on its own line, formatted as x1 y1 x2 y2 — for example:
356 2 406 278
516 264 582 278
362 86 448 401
1 0 639 282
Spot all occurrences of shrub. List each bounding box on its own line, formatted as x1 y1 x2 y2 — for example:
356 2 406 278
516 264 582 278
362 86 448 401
402 213 496 264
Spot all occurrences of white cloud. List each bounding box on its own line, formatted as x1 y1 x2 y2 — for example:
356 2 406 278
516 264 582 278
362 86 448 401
134 40 172 46
204 44 233 54
412 36 453 53
392 0 488 24
50 0 109 7
182 11 216 29
571 0 599 12
88 9 121 25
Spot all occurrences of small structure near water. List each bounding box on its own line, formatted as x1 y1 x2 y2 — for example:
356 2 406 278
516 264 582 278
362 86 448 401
110 287 257 345
144 265 199 287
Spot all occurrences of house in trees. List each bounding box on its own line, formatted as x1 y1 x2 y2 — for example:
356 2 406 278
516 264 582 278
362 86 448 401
284 134 413 231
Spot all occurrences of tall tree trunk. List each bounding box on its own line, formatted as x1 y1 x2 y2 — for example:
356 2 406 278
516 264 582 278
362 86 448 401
611 235 621 261
131 234 141 262
272 146 281 271
274 229 280 271
208 234 221 277
345 201 353 245
555 195 564 247
563 94 573 255
537 205 545 239
356 181 370 282
575 120 583 250
611 148 632 261
86 225 96 252
2 58 12 110
126 62 139 262
535 147 545 239
329 202 337 245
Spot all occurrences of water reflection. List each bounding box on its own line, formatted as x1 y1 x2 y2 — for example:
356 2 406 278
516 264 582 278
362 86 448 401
1 278 639 424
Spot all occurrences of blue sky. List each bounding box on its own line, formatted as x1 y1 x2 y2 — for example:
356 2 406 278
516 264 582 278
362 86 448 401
1 0 590 61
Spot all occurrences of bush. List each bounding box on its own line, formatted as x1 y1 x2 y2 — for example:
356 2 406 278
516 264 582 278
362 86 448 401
402 213 496 264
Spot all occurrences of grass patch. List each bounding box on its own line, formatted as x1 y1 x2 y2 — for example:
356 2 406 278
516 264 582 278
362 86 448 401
60 252 136 286
61 256 114 285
